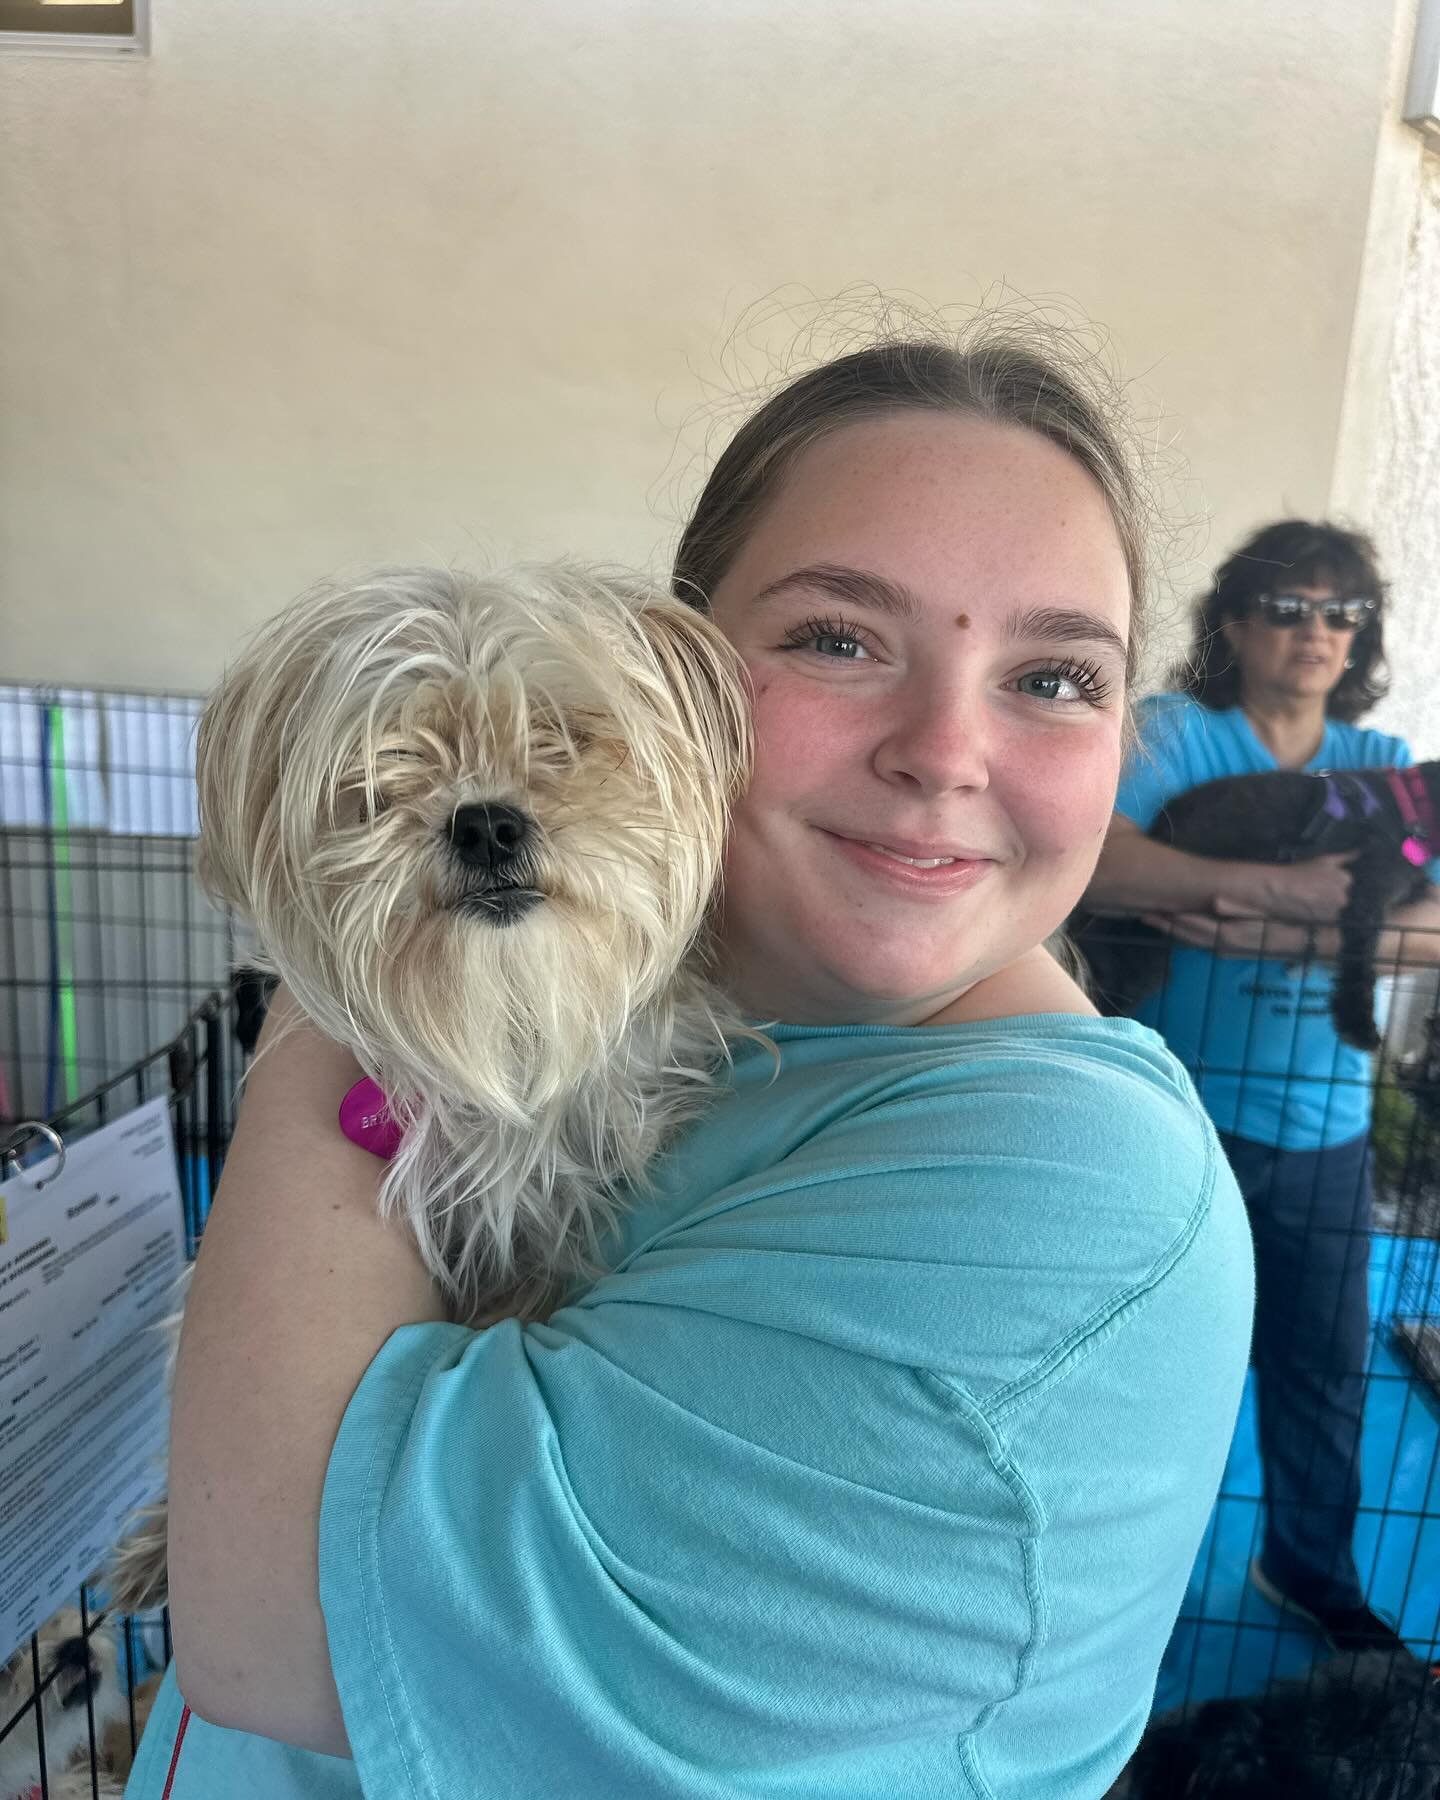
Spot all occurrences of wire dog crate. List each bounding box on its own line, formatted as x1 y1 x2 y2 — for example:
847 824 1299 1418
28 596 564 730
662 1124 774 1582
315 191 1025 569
0 683 240 1134
1391 1012 1440 1401
0 990 240 1800
1077 911 1440 1795
0 682 249 1796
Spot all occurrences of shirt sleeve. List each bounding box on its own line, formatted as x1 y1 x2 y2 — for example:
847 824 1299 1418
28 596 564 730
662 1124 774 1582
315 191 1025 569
316 1040 1250 1800
317 1306 1031 1798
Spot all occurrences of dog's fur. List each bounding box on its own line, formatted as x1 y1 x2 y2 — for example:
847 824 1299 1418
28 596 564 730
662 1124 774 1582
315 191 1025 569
1397 1011 1440 1137
107 563 754 1615
1108 1651 1440 1799
0 1608 158 1800
1071 763 1440 1049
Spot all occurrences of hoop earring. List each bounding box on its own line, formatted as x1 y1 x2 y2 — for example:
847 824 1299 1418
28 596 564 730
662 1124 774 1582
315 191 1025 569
1344 656 1355 670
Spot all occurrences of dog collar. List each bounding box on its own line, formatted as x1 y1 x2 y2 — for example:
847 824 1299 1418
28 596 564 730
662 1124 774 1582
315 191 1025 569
1387 767 1437 868
1318 770 1381 824
339 1077 405 1160
1298 770 1380 855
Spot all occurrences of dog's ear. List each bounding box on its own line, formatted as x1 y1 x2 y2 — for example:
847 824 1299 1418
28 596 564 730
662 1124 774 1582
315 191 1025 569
634 597 753 803
194 651 263 914
193 610 317 918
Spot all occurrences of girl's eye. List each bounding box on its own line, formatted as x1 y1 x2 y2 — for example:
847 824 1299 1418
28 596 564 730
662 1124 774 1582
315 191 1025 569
779 614 876 661
1015 660 1112 706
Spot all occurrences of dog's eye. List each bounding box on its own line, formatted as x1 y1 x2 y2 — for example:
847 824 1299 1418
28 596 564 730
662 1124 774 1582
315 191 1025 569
334 783 386 828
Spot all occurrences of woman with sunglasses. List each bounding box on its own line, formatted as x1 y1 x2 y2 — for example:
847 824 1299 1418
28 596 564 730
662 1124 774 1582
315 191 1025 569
1084 519 1440 1664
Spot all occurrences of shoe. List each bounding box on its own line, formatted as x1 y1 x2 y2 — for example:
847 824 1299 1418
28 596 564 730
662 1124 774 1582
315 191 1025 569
1249 1557 1415 1657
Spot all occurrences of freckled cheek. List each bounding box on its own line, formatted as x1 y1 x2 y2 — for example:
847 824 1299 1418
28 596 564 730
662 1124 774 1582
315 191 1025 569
1001 733 1122 854
744 679 857 797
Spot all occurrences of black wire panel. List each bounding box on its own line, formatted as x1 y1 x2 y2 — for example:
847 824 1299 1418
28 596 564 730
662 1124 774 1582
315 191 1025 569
0 991 240 1799
1085 919 1440 1797
0 682 241 1132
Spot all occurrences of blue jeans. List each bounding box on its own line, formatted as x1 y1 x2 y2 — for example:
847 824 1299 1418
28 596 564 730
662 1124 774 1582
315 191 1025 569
1219 1129 1372 1611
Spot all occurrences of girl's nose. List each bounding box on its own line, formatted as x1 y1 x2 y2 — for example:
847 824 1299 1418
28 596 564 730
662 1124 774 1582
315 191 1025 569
872 680 989 796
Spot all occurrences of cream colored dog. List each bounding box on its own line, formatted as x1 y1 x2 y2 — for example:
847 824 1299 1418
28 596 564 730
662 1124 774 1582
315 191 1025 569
108 562 753 1615
0 1607 158 1800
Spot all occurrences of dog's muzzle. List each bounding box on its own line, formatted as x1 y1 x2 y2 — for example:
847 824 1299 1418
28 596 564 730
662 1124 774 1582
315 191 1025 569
446 802 544 926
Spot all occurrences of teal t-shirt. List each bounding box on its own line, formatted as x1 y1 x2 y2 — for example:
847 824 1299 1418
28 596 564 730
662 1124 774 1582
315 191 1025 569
1115 692 1430 1151
125 1014 1253 1800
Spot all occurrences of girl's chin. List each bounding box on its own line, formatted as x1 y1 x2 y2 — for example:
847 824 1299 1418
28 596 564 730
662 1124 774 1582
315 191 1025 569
806 949 995 1015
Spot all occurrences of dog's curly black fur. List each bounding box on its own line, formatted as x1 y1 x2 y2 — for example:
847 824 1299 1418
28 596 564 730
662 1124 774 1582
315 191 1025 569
1397 1012 1440 1137
1107 1652 1440 1799
1071 763 1440 1050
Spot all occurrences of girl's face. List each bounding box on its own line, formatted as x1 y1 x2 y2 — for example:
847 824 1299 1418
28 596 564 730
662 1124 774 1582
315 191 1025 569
708 411 1132 1026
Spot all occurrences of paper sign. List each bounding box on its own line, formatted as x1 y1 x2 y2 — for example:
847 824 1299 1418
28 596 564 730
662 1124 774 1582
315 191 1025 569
0 1097 187 1664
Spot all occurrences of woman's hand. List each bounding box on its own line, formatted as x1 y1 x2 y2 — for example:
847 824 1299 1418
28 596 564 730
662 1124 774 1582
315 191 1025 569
1247 853 1356 924
1141 898 1315 961
1087 818 1353 923
1145 887 1440 971
1137 854 1356 952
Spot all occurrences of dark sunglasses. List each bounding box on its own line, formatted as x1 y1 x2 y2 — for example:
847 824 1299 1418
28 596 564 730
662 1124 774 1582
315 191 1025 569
1250 593 1378 632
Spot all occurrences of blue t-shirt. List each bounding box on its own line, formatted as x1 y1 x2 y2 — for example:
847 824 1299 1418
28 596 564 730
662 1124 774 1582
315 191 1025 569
1114 692 1429 1150
126 1014 1253 1800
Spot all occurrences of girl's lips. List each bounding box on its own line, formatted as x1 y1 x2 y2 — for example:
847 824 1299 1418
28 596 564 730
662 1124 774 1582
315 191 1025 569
822 830 997 894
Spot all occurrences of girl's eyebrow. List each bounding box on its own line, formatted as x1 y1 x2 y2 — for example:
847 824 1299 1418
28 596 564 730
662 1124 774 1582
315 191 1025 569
750 564 920 620
1005 605 1128 659
751 567 1127 659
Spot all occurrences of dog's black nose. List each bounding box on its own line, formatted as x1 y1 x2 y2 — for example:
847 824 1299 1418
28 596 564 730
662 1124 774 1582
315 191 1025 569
447 803 532 873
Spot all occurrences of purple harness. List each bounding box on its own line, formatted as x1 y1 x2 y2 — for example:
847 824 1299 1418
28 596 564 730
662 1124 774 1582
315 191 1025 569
1311 768 1434 867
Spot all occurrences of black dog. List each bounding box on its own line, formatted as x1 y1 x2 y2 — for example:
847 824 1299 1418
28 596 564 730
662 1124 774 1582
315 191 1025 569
1106 1652 1440 1799
1397 1012 1440 1137
1071 763 1440 1050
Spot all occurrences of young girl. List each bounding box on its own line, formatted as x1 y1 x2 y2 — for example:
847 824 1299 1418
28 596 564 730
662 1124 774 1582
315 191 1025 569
126 331 1254 1799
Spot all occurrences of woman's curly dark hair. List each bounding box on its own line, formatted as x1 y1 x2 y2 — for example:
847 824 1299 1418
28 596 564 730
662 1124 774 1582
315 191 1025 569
1177 519 1390 723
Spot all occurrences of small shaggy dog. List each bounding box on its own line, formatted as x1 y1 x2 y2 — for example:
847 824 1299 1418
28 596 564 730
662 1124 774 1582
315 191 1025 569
1107 1651 1440 1799
108 562 754 1614
0 1607 158 1800
1071 763 1440 1049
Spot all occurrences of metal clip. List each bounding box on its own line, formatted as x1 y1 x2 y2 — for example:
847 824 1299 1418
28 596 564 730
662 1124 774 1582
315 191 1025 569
0 1120 68 1188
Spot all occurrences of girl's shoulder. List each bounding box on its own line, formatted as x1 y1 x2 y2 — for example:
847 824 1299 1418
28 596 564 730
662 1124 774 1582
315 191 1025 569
610 1011 1243 1399
740 1007 1200 1101
715 1010 1217 1224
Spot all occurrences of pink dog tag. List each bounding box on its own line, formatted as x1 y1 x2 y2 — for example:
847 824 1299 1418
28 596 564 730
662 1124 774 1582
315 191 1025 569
338 1077 405 1161
1404 836 1430 868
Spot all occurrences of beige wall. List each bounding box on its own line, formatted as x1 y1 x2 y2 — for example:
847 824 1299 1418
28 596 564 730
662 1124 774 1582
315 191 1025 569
0 0 1409 693
1328 0 1437 758
1346 149 1440 758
